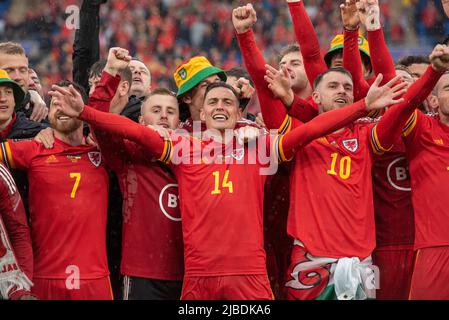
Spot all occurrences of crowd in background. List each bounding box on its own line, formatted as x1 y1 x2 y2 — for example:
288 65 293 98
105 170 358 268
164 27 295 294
0 0 448 96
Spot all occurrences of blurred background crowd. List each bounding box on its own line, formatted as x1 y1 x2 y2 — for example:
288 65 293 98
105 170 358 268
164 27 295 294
0 0 447 94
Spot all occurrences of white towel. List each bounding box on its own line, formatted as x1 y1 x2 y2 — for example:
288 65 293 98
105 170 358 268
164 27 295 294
333 256 376 300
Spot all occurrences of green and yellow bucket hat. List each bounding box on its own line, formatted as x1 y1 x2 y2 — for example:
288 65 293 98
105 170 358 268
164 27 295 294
324 33 371 66
0 69 25 108
174 56 226 97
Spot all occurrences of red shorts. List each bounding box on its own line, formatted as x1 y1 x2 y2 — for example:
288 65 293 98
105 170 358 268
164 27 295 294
409 246 449 300
181 275 274 300
32 276 113 300
372 245 415 300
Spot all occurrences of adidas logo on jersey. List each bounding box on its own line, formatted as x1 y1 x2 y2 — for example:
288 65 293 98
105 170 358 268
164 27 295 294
45 155 58 163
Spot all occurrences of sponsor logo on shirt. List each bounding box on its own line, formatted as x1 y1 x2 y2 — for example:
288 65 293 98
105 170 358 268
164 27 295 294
342 138 359 152
159 183 181 222
45 155 58 163
87 152 102 167
434 138 444 145
386 156 411 192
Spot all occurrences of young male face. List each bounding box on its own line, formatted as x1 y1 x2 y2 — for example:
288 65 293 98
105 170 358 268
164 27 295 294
279 51 309 93
312 71 354 113
0 53 29 89
48 89 83 134
129 60 151 98
0 85 15 125
183 74 221 121
140 94 180 129
200 86 241 130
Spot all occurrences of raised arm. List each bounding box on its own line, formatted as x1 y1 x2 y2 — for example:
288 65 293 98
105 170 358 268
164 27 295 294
287 0 328 87
372 46 449 154
48 85 168 161
359 0 396 85
72 0 104 92
233 4 299 131
279 74 407 159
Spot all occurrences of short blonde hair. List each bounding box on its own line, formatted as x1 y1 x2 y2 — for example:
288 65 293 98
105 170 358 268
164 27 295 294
0 42 26 56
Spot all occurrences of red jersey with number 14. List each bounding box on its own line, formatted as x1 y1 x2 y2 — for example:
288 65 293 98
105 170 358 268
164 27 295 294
163 133 272 277
0 139 109 279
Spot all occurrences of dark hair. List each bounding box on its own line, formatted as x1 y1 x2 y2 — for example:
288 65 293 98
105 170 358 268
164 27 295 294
396 55 430 67
278 43 301 63
204 82 240 104
89 59 132 85
442 35 449 46
395 64 414 77
325 49 372 73
313 67 353 89
225 67 254 87
54 80 88 103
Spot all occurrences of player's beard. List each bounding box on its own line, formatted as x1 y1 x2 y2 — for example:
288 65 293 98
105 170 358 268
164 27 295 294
49 116 83 134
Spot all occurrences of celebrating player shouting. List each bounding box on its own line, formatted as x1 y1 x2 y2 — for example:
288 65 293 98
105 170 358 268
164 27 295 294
233 2 446 300
0 81 111 300
49 66 400 299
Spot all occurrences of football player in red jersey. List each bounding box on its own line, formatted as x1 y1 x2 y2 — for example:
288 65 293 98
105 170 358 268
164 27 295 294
233 2 442 300
88 48 184 300
50 65 400 299
371 66 415 300
0 162 36 300
373 44 449 299
0 80 111 300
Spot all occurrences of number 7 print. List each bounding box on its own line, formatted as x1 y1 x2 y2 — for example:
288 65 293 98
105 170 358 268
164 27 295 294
69 172 81 199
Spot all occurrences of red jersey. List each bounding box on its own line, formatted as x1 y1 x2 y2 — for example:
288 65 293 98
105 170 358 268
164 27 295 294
372 138 414 247
99 137 184 281
285 123 376 259
89 72 184 281
402 111 449 250
0 139 109 279
165 134 270 277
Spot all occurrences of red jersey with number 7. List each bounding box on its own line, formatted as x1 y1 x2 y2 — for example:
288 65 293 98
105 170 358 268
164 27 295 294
0 138 109 279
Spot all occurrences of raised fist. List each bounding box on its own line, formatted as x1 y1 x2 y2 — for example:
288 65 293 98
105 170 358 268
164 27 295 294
232 4 257 34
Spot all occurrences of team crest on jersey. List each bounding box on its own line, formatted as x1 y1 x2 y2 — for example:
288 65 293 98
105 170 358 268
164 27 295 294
342 138 358 152
231 148 245 161
88 152 102 167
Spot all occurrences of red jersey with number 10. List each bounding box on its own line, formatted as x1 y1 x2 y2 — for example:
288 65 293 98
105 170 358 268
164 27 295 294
286 122 376 259
0 139 109 279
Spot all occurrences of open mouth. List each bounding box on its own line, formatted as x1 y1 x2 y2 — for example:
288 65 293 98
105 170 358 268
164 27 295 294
334 98 348 104
0 105 9 110
212 114 229 122
57 115 71 121
158 122 169 129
